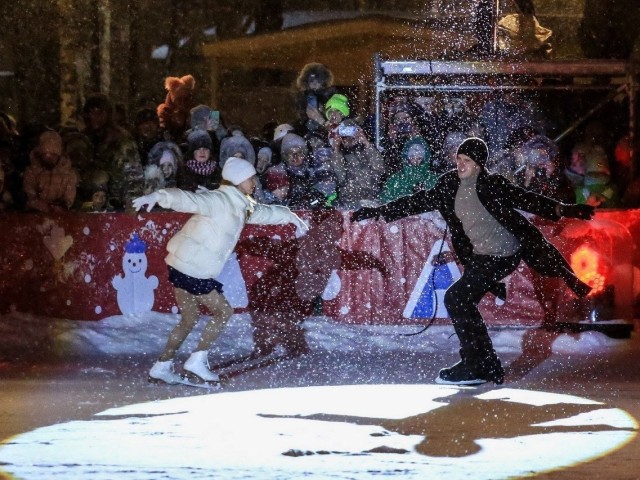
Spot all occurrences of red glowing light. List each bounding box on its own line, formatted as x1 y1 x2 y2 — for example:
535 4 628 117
614 136 633 168
570 245 606 295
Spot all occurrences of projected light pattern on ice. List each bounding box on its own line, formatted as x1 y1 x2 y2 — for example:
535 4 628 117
0 385 636 479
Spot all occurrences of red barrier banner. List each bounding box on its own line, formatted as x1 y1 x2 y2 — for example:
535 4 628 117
0 209 637 325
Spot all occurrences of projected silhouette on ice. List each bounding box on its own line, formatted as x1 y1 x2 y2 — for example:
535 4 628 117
259 391 636 458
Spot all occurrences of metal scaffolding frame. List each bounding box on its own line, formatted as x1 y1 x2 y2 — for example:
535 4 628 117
373 55 638 174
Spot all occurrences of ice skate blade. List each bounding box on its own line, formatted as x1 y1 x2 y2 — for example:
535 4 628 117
196 380 222 390
184 371 221 387
148 375 220 390
147 375 180 386
435 376 487 386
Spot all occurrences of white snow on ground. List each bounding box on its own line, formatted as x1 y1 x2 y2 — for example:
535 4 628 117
0 311 633 360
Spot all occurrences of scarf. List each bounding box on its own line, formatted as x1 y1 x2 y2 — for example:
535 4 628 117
186 159 217 176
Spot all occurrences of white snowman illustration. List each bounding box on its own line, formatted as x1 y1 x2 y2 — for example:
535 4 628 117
112 234 158 315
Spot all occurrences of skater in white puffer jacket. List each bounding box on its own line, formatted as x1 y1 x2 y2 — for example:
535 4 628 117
133 157 309 387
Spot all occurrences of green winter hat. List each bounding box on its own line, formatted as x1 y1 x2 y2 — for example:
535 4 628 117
325 94 350 119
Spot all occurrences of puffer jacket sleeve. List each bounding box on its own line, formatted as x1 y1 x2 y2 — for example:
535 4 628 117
156 188 221 216
249 203 307 231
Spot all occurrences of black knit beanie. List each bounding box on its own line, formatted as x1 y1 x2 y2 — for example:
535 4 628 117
456 137 488 168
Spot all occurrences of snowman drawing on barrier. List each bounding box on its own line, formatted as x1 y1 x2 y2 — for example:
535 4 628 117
112 234 158 315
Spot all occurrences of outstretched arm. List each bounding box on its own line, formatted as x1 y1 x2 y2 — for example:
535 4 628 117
132 192 162 212
249 203 309 235
132 188 222 216
493 175 595 221
351 188 440 223
554 203 595 220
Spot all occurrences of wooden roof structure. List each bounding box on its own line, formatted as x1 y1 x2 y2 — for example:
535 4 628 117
202 15 475 86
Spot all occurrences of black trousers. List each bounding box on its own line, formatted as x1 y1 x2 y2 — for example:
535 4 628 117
444 251 521 360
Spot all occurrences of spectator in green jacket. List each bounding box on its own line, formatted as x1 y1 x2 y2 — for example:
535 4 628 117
381 136 438 203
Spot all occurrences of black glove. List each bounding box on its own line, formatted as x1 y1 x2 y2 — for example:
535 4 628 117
560 204 595 220
351 207 382 222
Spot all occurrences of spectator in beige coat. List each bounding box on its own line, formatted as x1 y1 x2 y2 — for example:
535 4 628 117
330 120 384 209
23 131 78 213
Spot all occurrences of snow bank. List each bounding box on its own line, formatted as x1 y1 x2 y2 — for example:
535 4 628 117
0 311 633 361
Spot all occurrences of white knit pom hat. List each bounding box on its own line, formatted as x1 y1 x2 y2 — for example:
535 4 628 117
222 157 256 185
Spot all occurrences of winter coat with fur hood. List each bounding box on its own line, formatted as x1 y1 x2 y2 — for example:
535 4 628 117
156 184 307 279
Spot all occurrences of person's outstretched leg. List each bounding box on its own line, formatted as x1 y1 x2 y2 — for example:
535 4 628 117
197 290 234 349
149 287 201 384
183 290 233 382
438 253 520 385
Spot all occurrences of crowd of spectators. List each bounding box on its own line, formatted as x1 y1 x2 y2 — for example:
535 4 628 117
0 62 636 215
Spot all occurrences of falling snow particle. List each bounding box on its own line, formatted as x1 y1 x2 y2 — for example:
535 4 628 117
365 302 372 309
66 300 71 306
84 274 92 283
83 227 90 235
340 306 350 315
389 225 399 234
171 306 179 314
400 278 406 284
94 306 102 314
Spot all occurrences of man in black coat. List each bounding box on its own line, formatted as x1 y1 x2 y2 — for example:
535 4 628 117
352 137 594 386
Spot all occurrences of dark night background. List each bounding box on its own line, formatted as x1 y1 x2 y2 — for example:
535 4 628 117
0 0 638 131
